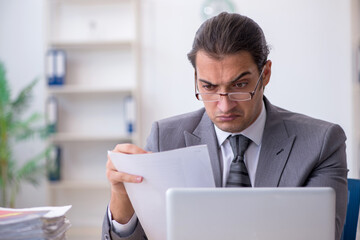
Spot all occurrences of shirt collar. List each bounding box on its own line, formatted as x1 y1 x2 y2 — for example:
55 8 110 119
214 101 267 146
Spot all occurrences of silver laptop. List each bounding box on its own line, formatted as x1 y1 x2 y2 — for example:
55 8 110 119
166 187 335 240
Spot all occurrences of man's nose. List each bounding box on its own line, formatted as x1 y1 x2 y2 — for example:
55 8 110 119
217 94 236 112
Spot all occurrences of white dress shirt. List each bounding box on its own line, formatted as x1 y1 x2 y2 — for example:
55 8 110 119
108 205 138 237
110 102 267 235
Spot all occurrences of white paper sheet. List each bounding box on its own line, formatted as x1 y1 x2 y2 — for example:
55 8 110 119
108 145 215 240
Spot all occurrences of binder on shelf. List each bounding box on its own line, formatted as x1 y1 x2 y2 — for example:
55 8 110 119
46 49 66 85
46 50 55 85
46 96 58 134
47 145 61 182
124 96 135 135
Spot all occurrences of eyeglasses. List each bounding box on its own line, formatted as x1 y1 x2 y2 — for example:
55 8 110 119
195 66 265 102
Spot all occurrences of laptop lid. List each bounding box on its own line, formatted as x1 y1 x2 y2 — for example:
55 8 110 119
166 187 335 240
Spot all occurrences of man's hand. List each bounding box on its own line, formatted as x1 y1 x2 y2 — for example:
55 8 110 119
106 143 149 224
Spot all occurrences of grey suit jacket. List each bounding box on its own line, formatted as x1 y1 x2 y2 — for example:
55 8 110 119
102 97 348 240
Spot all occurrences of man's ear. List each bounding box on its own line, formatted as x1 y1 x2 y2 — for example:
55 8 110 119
262 60 272 88
194 71 198 88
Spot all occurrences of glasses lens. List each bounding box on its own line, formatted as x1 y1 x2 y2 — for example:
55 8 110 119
229 93 251 101
197 93 219 102
197 93 252 102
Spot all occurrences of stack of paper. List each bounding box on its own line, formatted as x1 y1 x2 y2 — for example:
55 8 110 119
0 205 71 240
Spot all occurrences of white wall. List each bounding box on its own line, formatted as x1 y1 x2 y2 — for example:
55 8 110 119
140 0 204 132
0 0 358 207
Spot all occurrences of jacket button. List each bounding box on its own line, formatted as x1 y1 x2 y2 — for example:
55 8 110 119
104 234 110 240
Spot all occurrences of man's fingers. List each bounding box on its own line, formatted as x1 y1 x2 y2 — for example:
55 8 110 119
106 143 145 187
113 143 148 154
108 169 143 183
107 156 116 170
119 172 143 183
106 159 142 183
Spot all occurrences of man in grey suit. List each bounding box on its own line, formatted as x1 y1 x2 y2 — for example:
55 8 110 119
103 12 348 240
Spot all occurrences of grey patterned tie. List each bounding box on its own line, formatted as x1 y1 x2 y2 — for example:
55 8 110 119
226 135 252 187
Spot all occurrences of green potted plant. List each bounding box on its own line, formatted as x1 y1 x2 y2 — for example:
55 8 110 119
0 61 49 208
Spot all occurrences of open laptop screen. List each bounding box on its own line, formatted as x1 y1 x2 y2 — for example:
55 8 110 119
166 187 335 240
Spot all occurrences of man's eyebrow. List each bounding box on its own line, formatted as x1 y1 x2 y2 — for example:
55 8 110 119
230 71 251 84
198 71 252 85
198 79 216 85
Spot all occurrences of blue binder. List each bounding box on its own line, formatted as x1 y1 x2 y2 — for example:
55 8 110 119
124 96 135 134
46 49 66 85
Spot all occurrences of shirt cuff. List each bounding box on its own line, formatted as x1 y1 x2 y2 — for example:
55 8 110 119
108 205 137 237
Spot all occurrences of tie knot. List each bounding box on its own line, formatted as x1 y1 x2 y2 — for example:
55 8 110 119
229 135 251 158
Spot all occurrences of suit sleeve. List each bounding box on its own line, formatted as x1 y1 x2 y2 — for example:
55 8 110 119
144 121 160 152
101 209 146 240
304 124 348 240
101 122 160 240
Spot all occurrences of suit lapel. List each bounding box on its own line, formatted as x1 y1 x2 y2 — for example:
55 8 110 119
184 111 222 187
255 98 296 187
180 98 296 188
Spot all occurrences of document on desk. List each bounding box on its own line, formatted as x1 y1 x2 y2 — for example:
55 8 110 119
108 144 215 240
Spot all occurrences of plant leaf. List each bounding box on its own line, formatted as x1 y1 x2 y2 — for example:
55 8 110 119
11 78 39 117
0 61 10 109
0 61 48 207
15 149 48 186
10 112 46 141
0 62 11 161
1 154 15 185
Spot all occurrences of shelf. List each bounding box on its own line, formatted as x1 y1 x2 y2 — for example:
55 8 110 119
45 0 140 238
48 180 110 190
50 133 133 143
47 85 134 95
49 39 134 49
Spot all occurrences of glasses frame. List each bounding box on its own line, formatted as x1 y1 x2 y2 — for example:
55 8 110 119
195 66 266 102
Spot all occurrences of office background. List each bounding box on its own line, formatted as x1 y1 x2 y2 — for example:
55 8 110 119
0 0 358 237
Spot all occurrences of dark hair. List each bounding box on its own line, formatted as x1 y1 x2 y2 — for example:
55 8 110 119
187 12 270 72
